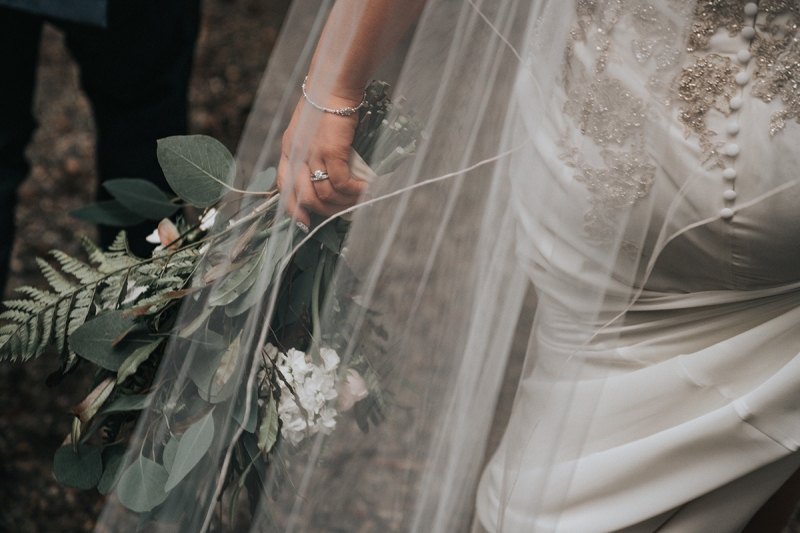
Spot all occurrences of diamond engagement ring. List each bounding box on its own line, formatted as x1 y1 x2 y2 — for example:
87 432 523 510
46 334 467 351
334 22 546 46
311 170 329 182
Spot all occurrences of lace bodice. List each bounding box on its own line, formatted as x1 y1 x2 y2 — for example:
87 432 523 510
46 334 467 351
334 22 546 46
523 0 800 293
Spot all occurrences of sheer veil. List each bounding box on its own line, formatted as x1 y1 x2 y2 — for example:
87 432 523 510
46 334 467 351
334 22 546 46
92 0 800 531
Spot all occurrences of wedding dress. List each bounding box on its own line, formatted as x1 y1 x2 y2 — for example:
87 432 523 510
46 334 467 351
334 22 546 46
93 1 800 532
478 1 800 530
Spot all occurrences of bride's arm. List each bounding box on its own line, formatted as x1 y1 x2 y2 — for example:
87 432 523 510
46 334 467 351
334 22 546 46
277 0 426 228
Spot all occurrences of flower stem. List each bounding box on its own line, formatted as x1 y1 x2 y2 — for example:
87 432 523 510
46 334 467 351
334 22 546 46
309 248 326 364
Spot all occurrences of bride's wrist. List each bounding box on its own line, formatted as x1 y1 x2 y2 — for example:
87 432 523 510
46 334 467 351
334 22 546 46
302 76 366 116
302 77 366 117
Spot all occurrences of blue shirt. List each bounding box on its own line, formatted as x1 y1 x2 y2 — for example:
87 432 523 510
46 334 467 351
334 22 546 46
0 0 107 26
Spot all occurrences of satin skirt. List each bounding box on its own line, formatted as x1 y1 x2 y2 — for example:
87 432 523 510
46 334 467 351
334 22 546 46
475 283 800 532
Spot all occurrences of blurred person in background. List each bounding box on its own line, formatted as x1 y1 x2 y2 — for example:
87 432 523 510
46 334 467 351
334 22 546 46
0 0 200 292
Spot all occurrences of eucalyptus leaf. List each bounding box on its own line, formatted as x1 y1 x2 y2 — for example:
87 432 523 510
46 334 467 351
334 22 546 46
117 455 170 513
208 246 267 308
215 331 242 390
178 306 214 338
53 443 103 489
257 396 279 455
292 240 320 271
98 445 126 495
72 377 115 423
69 200 146 227
224 227 292 317
116 339 162 383
104 178 179 220
69 311 154 371
164 411 215 491
163 436 180 473
311 221 341 253
98 392 153 415
156 135 235 208
232 387 259 433
189 330 239 403
240 432 268 491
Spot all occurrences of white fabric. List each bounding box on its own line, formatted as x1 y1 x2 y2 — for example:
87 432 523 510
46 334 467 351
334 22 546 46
477 3 800 531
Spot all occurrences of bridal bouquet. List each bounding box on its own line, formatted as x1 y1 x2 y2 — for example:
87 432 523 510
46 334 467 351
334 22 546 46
0 81 423 527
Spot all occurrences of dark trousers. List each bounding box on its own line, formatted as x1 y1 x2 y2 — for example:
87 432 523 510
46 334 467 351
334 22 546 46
0 0 200 291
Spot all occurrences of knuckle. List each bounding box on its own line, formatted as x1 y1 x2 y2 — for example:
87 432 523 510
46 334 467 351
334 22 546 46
316 188 335 202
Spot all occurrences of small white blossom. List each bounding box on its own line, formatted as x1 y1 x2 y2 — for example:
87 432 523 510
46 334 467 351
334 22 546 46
145 228 161 244
319 347 340 372
199 208 217 231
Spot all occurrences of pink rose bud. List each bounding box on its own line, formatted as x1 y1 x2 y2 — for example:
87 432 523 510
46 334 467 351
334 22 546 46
157 219 181 249
337 369 369 412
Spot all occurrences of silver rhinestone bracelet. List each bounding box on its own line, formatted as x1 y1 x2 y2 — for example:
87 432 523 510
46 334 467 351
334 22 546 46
302 76 366 117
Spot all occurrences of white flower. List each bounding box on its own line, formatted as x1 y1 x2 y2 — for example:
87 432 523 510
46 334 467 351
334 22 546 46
145 228 161 244
336 369 369 412
319 347 340 372
199 208 217 231
267 347 342 447
157 219 180 249
282 348 312 377
315 407 338 434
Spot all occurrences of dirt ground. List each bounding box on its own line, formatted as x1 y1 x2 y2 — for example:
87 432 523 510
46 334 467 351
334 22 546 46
2 1 800 532
0 0 288 531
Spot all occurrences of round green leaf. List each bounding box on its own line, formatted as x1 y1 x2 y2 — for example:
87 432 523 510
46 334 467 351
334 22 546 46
69 311 153 371
164 412 215 491
103 178 179 220
117 455 170 513
69 200 146 227
97 445 127 495
156 135 235 208
53 443 103 489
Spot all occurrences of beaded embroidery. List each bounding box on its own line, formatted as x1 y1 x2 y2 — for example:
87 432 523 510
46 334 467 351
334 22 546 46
560 142 656 244
688 0 749 52
564 72 647 146
562 0 687 243
685 0 800 137
677 54 740 167
751 0 800 135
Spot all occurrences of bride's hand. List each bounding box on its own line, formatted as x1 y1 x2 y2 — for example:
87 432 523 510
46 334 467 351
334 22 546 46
277 94 369 229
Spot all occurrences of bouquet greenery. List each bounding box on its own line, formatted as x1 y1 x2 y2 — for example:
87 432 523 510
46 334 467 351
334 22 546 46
0 81 423 527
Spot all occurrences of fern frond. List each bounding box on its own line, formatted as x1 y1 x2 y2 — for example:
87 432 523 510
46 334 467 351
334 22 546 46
37 258 77 295
108 231 129 253
3 298 44 314
54 297 72 355
14 286 59 305
51 250 103 285
0 233 203 362
81 235 138 273
0 309 33 323
82 236 118 275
